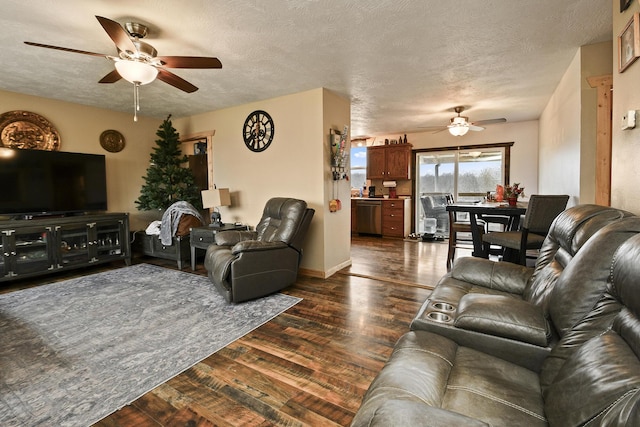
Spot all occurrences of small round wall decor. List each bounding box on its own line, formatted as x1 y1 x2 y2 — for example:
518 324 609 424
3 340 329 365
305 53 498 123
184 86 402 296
100 129 125 153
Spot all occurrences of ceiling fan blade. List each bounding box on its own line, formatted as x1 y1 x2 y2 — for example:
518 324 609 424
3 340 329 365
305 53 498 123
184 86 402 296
98 69 122 83
156 56 222 69
24 41 107 57
419 125 447 131
95 16 137 54
468 125 485 131
472 118 507 126
157 69 198 93
419 125 449 134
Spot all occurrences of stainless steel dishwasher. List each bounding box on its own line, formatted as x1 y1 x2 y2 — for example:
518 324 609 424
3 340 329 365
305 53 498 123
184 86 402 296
356 200 382 235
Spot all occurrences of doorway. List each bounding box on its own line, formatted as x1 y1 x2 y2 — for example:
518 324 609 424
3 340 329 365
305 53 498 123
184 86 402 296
414 145 510 235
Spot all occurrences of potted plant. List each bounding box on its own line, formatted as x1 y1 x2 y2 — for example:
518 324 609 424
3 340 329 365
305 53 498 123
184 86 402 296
504 183 525 206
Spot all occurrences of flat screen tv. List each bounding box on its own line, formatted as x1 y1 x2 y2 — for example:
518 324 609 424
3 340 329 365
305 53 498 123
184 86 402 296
0 148 108 217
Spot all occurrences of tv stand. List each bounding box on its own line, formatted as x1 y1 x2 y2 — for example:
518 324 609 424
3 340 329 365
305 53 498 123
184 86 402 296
0 213 130 283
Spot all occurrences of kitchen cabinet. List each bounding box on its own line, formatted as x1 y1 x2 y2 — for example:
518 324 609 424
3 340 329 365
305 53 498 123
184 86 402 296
351 202 357 233
382 199 411 238
0 213 130 282
367 144 412 180
351 198 411 238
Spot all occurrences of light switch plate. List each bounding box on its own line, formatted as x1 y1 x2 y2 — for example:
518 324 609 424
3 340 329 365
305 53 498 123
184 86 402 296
622 110 636 130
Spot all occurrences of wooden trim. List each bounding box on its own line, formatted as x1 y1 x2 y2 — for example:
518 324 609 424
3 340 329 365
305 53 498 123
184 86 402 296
413 141 514 153
180 130 216 142
587 74 612 206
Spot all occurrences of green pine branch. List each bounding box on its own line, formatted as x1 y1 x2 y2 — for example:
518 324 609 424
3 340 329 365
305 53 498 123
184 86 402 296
135 115 203 211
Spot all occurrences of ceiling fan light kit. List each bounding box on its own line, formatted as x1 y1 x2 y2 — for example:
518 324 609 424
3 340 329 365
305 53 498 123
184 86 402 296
115 61 159 121
114 61 158 85
24 15 222 122
420 106 507 137
448 122 470 136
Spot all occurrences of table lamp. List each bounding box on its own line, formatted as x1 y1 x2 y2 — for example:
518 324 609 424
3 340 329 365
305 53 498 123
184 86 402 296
201 188 231 227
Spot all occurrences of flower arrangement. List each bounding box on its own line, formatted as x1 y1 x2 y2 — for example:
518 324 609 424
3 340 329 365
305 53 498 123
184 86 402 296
504 183 525 199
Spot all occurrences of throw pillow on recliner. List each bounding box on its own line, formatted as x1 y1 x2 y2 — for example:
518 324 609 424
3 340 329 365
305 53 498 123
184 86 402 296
176 214 203 236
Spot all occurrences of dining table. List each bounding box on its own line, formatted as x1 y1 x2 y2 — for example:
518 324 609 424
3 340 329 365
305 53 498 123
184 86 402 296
446 201 528 258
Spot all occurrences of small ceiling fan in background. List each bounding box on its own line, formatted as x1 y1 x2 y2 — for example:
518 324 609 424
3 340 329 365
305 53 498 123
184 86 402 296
24 16 222 121
420 106 506 136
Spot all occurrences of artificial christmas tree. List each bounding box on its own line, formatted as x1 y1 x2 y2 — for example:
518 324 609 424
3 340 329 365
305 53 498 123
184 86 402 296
136 115 202 211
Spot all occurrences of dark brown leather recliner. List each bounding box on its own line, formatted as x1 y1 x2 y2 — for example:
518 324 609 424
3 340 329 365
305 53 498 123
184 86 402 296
204 197 314 303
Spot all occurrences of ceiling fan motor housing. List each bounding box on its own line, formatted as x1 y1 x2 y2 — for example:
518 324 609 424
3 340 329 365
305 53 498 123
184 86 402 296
450 116 469 126
125 22 148 39
119 39 157 63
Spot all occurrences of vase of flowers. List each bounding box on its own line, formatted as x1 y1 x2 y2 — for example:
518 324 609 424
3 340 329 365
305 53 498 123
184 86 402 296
504 183 525 206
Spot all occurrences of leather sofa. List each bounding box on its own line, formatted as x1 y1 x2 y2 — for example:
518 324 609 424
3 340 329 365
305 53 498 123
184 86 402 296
204 197 314 303
412 204 634 370
351 205 640 426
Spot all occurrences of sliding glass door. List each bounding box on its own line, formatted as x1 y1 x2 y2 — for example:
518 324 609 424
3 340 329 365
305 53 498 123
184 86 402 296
415 147 506 235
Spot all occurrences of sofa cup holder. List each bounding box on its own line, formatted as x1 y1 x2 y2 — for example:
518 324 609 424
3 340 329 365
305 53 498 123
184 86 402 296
426 311 452 323
432 301 455 312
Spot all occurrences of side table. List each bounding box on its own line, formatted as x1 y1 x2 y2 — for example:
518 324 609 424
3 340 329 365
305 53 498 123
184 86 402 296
190 224 249 270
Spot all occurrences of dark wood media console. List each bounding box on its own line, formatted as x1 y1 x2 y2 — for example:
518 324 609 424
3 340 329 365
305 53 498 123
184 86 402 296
0 212 131 282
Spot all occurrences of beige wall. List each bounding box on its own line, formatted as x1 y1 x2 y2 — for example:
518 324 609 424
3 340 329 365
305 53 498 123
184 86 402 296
612 1 640 213
322 89 352 275
373 120 540 199
0 89 162 230
539 41 612 207
539 50 582 206
173 88 351 277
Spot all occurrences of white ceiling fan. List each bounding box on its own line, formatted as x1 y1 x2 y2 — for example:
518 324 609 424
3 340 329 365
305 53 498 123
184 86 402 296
421 106 506 136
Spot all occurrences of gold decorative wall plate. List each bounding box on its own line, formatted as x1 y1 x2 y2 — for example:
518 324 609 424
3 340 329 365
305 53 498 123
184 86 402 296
99 129 125 153
0 110 61 150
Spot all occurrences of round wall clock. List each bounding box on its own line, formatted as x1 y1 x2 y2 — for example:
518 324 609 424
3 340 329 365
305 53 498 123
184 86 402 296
243 110 274 152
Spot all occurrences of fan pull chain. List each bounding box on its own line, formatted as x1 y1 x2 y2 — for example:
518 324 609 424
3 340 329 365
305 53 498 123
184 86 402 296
133 82 140 122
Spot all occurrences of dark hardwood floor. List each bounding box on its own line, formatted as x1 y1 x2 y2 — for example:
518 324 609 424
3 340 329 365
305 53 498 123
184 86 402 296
4 235 456 426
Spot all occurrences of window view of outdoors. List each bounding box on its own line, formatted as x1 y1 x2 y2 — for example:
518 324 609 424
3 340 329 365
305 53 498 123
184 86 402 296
350 147 367 194
416 149 504 235
458 151 503 198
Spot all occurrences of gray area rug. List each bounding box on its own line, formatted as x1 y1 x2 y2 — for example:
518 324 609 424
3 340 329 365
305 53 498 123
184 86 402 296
0 263 301 426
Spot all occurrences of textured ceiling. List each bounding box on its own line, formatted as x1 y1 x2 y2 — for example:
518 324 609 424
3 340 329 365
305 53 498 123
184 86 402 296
0 0 612 137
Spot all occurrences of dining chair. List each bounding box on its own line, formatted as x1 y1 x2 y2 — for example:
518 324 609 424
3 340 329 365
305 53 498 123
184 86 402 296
447 209 479 270
446 193 496 270
482 194 570 265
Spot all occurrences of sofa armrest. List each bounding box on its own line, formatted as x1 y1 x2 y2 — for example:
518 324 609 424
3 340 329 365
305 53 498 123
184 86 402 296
232 240 287 254
454 293 550 347
451 257 533 295
215 230 258 246
352 399 490 427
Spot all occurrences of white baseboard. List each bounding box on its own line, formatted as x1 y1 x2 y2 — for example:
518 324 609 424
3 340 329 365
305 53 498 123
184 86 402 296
299 258 352 279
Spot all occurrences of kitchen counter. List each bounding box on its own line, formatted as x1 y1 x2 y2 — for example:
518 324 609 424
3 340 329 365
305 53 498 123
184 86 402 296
350 197 410 200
